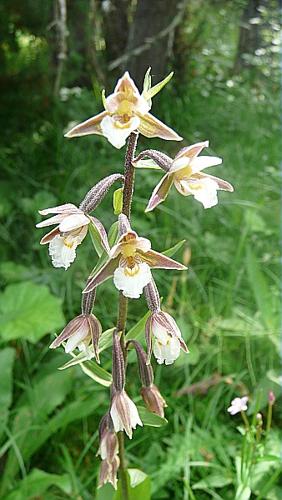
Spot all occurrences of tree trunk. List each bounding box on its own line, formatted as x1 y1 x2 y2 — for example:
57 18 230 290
119 0 187 89
233 0 262 73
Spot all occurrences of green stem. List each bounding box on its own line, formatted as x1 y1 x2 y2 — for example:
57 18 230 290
116 131 139 499
266 402 272 434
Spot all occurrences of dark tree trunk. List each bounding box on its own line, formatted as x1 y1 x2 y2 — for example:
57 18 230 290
124 0 187 89
233 0 263 73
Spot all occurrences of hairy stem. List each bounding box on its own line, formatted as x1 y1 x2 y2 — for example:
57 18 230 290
116 131 139 498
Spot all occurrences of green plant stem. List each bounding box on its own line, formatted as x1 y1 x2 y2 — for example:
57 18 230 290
266 402 273 434
116 131 139 499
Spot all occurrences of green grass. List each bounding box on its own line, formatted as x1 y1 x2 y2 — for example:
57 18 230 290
0 78 281 499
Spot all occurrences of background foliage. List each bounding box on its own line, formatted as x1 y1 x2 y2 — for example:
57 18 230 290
0 0 281 498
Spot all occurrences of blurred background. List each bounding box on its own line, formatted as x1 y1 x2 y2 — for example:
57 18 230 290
0 0 281 499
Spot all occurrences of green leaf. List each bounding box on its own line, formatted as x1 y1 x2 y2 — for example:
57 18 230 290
102 89 107 108
192 472 233 490
143 71 173 101
59 350 112 387
246 246 274 330
113 187 124 215
90 221 119 277
0 348 15 441
133 159 161 170
125 310 151 342
163 239 186 258
0 282 65 343
89 223 104 258
137 406 167 427
97 470 151 500
128 469 148 488
99 327 115 353
142 67 152 95
5 469 72 500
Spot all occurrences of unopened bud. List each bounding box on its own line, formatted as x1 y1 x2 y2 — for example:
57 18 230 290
144 278 161 313
133 149 173 172
79 174 124 213
128 340 154 386
110 389 143 439
99 456 120 490
256 412 263 424
268 391 275 406
141 384 167 418
118 213 131 236
112 330 125 391
81 286 96 315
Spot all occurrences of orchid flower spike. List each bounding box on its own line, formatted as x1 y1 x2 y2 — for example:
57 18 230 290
83 214 186 299
142 141 233 211
36 203 109 270
146 310 189 365
227 396 248 415
65 71 182 149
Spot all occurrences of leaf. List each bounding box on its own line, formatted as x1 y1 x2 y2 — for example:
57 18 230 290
0 282 65 343
5 469 72 500
90 222 119 277
0 348 15 441
89 223 105 258
115 470 151 500
133 159 161 170
163 239 186 258
248 370 282 414
137 406 167 427
142 67 152 95
192 472 233 490
113 188 124 215
125 311 150 343
246 246 274 330
59 350 112 387
143 71 173 101
99 327 115 353
128 469 148 488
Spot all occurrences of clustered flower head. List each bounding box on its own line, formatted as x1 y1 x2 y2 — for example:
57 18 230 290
36 70 234 489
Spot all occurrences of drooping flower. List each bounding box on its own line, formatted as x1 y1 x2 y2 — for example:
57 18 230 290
146 310 189 365
36 203 109 270
64 72 182 149
141 141 233 211
141 384 167 419
50 312 102 362
110 389 143 439
97 414 119 489
227 396 248 415
83 216 186 299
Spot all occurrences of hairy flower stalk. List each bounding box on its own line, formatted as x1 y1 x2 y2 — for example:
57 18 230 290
36 70 234 495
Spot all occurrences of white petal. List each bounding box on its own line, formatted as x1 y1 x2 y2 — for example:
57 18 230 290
190 156 222 173
183 177 219 208
153 337 181 365
65 322 89 353
152 320 170 345
38 203 77 216
113 262 152 299
110 400 124 433
48 228 87 270
59 213 90 232
101 115 140 149
127 396 143 428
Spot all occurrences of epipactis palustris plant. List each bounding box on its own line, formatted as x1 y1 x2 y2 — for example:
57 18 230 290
36 70 234 493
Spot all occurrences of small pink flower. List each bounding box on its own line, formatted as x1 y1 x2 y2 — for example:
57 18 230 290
227 396 248 415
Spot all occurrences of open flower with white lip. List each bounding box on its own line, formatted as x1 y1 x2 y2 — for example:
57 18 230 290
50 313 102 362
110 389 143 439
64 72 182 149
227 396 248 416
36 203 109 270
83 223 187 299
146 311 189 365
145 141 234 211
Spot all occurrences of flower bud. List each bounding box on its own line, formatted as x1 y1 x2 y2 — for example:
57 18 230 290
79 174 124 213
112 330 125 391
141 384 167 418
268 391 275 406
97 414 119 489
118 213 131 236
134 149 173 172
128 340 154 386
144 278 161 314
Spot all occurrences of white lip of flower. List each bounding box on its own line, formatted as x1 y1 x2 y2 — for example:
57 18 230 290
83 230 187 298
110 390 143 439
151 311 188 365
64 72 182 149
146 141 234 211
227 396 249 415
36 203 109 270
